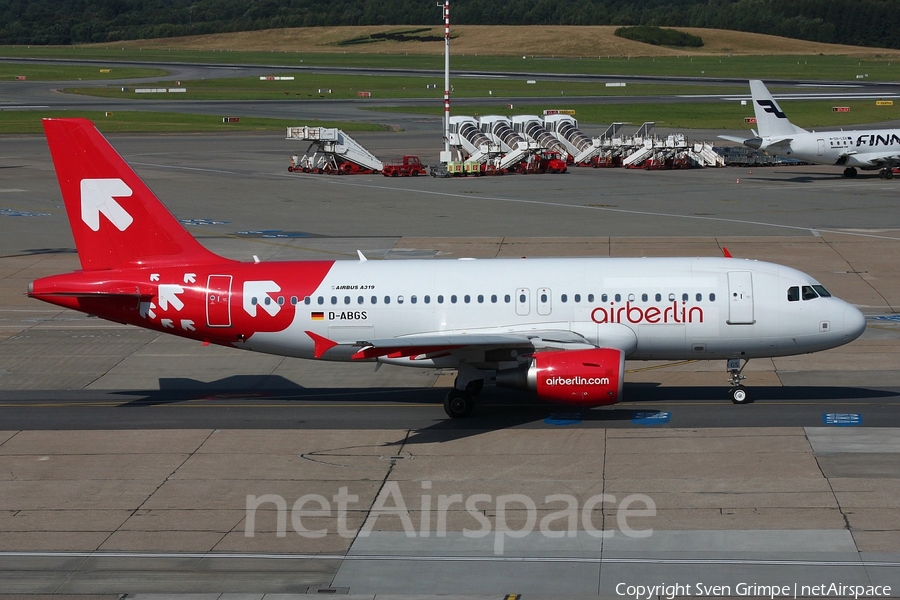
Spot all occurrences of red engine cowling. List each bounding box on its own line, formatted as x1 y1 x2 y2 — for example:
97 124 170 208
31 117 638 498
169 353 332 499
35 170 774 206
496 348 624 406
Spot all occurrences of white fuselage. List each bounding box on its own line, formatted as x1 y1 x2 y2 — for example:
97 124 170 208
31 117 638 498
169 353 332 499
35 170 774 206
760 129 900 169
245 256 865 367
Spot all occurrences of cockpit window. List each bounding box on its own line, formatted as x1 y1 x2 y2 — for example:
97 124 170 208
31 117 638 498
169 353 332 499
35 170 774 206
787 286 799 302
802 285 819 301
813 285 832 298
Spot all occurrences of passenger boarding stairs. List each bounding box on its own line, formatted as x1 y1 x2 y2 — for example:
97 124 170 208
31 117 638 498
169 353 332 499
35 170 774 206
448 116 500 164
479 116 537 170
286 127 383 172
542 115 601 164
511 116 568 156
690 142 726 167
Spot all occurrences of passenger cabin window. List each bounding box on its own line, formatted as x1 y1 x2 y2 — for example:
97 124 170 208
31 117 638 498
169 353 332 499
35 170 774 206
397 295 404 304
491 295 498 303
788 286 800 302
411 295 417 304
464 295 470 303
655 293 661 302
292 297 299 306
696 293 702 301
601 294 608 302
344 296 351 305
371 296 377 304
505 294 511 303
615 294 621 302
303 296 310 305
710 293 716 302
682 293 689 302
561 294 567 303
425 295 431 304
588 294 594 302
384 296 391 304
451 295 457 304
641 293 648 302
317 296 324 305
358 296 364 304
330 296 337 305
438 295 444 304
478 295 484 303
574 294 581 302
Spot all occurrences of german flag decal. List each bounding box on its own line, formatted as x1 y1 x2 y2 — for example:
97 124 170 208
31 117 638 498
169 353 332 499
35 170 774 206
311 312 325 321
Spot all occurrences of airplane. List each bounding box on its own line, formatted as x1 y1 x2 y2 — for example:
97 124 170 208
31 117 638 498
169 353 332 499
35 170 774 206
722 80 900 179
29 118 867 417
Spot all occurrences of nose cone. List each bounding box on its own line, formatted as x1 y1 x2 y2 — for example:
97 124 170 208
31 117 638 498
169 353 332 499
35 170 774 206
843 304 866 343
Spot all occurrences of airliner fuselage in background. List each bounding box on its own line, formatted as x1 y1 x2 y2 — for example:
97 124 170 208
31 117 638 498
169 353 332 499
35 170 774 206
30 119 867 417
722 80 900 179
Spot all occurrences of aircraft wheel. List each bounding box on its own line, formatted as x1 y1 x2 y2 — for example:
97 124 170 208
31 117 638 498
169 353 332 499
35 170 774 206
886 170 894 180
444 390 474 418
730 385 750 404
843 167 858 178
288 166 294 172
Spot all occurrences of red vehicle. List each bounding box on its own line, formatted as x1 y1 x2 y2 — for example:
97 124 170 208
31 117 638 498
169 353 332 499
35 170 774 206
382 156 427 177
538 152 568 174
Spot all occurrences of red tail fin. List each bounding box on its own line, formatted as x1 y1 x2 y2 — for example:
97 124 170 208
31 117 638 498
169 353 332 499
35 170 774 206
43 118 227 271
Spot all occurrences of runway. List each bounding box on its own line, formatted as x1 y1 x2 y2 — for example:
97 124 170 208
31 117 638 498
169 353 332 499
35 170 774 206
1 62 899 596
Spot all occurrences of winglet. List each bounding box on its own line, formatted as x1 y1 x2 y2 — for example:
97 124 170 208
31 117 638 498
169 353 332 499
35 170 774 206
722 247 733 258
357 250 368 262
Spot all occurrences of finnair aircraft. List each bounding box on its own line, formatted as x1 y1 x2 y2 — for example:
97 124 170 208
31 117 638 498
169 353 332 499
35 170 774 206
723 80 900 179
30 119 866 417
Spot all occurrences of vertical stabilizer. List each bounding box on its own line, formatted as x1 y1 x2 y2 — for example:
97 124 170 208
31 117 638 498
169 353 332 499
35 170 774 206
749 80 809 138
43 118 227 271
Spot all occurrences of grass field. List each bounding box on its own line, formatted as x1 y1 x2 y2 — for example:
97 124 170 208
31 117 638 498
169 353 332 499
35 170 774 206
4 45 900 81
0 63 167 81
0 111 390 134
368 99 900 130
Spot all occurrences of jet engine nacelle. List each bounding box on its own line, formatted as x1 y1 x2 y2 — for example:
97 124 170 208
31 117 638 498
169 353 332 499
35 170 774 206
496 347 625 406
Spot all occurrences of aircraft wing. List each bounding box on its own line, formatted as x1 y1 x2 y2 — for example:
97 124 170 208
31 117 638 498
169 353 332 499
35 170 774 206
717 135 750 144
764 137 793 148
866 153 900 167
303 329 595 360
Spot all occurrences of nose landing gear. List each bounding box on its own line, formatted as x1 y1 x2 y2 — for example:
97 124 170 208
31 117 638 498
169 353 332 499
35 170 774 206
727 358 751 404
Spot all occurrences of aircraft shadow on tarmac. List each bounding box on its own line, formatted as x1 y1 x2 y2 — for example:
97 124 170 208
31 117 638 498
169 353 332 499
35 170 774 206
111 375 900 408
750 172 891 183
100 375 900 442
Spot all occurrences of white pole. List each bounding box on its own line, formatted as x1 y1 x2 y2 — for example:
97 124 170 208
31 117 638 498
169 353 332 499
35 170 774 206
442 0 450 157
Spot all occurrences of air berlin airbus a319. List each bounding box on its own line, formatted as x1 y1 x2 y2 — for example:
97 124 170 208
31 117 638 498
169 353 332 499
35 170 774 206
30 119 866 417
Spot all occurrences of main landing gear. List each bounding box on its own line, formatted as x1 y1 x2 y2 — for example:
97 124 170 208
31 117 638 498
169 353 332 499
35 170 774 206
444 377 483 418
727 358 751 404
879 167 894 180
843 167 858 178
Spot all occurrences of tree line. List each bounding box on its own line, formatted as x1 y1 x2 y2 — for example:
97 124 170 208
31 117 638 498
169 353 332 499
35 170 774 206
1 0 898 50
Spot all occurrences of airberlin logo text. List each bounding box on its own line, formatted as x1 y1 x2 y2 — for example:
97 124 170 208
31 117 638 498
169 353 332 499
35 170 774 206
591 301 704 325
545 376 610 386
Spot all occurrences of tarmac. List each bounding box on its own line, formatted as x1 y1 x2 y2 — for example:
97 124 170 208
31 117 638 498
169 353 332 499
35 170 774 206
0 130 899 597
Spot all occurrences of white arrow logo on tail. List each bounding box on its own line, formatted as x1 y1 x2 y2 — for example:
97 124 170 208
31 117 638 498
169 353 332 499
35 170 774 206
243 281 281 317
157 284 185 312
80 178 134 232
161 319 174 329
184 273 196 284
180 320 196 331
